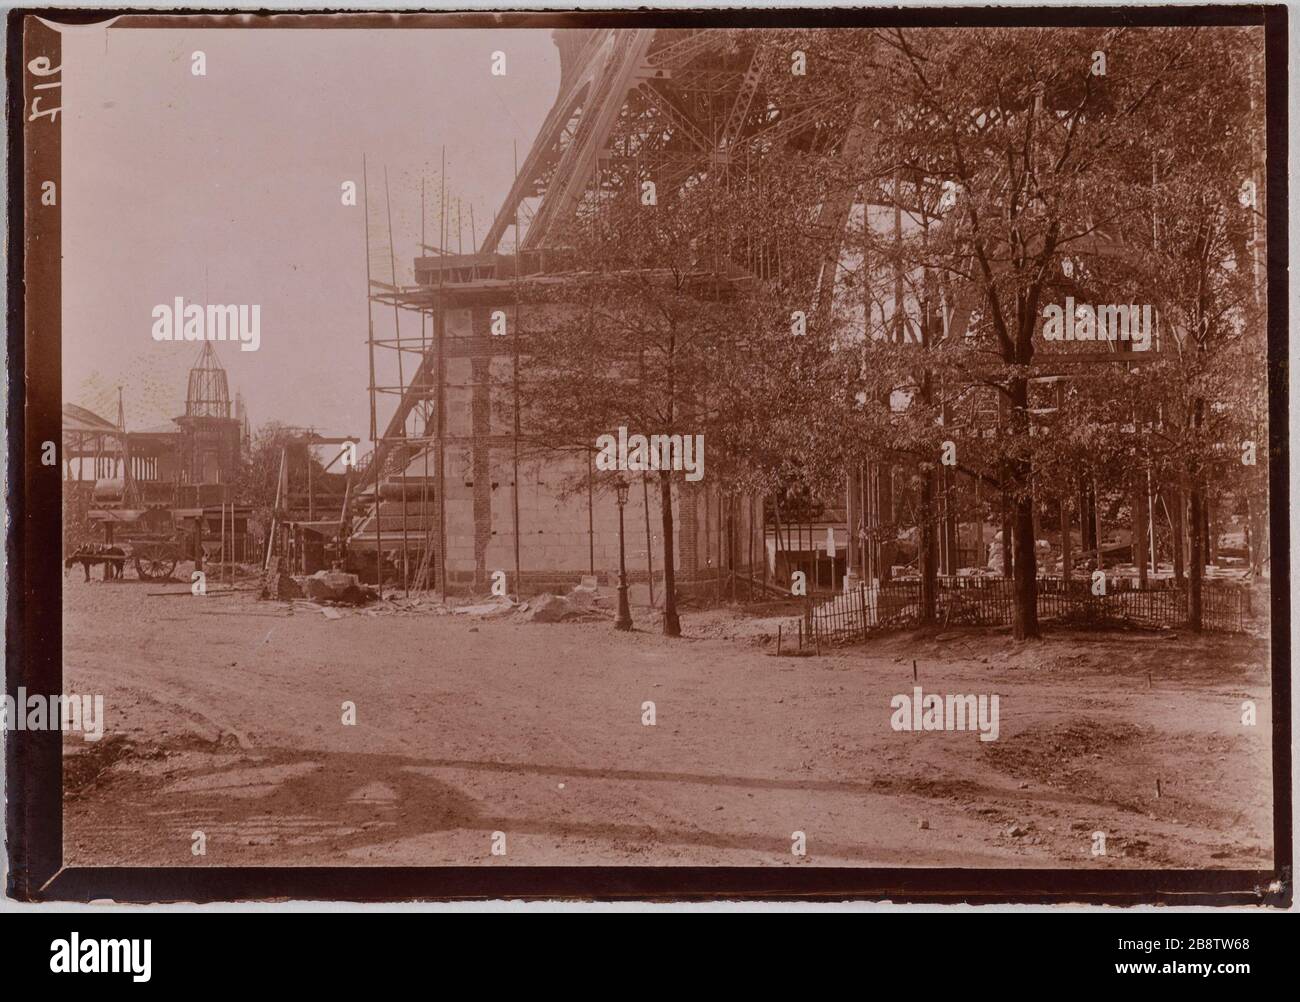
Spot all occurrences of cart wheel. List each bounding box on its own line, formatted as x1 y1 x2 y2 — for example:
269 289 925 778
134 543 177 581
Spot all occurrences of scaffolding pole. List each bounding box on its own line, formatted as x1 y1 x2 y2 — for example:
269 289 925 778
512 140 523 595
383 166 411 596
419 175 433 593
362 157 384 594
437 147 449 600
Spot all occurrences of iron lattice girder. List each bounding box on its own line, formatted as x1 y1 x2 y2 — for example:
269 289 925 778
632 82 716 153
720 49 763 149
364 29 1162 504
482 28 840 257
477 29 621 255
656 67 751 91
521 29 658 252
644 28 735 70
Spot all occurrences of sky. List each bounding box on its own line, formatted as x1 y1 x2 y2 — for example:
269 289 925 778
61 23 559 445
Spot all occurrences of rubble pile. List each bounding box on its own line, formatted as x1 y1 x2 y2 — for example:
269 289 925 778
302 569 376 606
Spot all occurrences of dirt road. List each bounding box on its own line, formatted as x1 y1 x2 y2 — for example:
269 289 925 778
62 577 1273 869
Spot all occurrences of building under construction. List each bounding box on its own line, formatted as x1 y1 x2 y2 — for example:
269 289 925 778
351 28 839 597
347 28 1094 598
63 342 249 510
62 342 255 564
348 27 1266 600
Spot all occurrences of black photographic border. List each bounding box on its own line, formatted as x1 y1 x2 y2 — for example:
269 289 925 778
5 4 1290 905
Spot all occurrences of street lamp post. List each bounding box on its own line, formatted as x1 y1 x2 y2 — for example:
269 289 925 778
614 476 633 631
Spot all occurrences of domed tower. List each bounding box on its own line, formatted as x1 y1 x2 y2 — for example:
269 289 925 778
185 342 232 418
174 342 242 498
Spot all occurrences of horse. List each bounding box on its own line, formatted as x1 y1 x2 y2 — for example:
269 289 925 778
64 544 126 582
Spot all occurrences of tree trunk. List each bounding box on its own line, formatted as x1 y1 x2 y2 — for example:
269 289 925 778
919 465 938 625
1079 480 1091 552
729 496 737 603
847 470 857 579
1244 496 1253 575
1000 487 1013 578
1011 480 1039 640
1188 480 1204 632
773 501 786 584
1008 376 1040 639
658 471 681 637
879 465 894 583
942 466 958 574
1060 492 1072 582
1092 478 1105 572
1207 498 1217 565
1249 496 1267 576
1134 482 1149 587
1170 485 1186 586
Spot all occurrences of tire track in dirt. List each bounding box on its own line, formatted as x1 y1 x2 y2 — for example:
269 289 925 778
62 584 1273 868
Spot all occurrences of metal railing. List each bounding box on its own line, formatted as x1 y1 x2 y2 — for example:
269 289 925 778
803 575 1253 644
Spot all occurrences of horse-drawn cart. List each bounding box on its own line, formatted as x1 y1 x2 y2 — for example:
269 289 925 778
87 508 186 581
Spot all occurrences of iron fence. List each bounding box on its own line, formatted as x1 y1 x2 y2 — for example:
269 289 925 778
803 575 1253 645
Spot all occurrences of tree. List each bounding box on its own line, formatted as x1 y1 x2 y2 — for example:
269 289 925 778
1119 29 1265 627
512 176 795 635
233 422 335 518
772 26 1263 638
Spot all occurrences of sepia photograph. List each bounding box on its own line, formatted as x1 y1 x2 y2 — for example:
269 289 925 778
4 3 1291 929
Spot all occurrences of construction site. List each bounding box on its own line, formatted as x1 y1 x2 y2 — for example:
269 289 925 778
60 27 1270 630
57 24 1274 870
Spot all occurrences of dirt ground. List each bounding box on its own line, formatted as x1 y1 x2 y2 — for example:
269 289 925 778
61 570 1274 869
